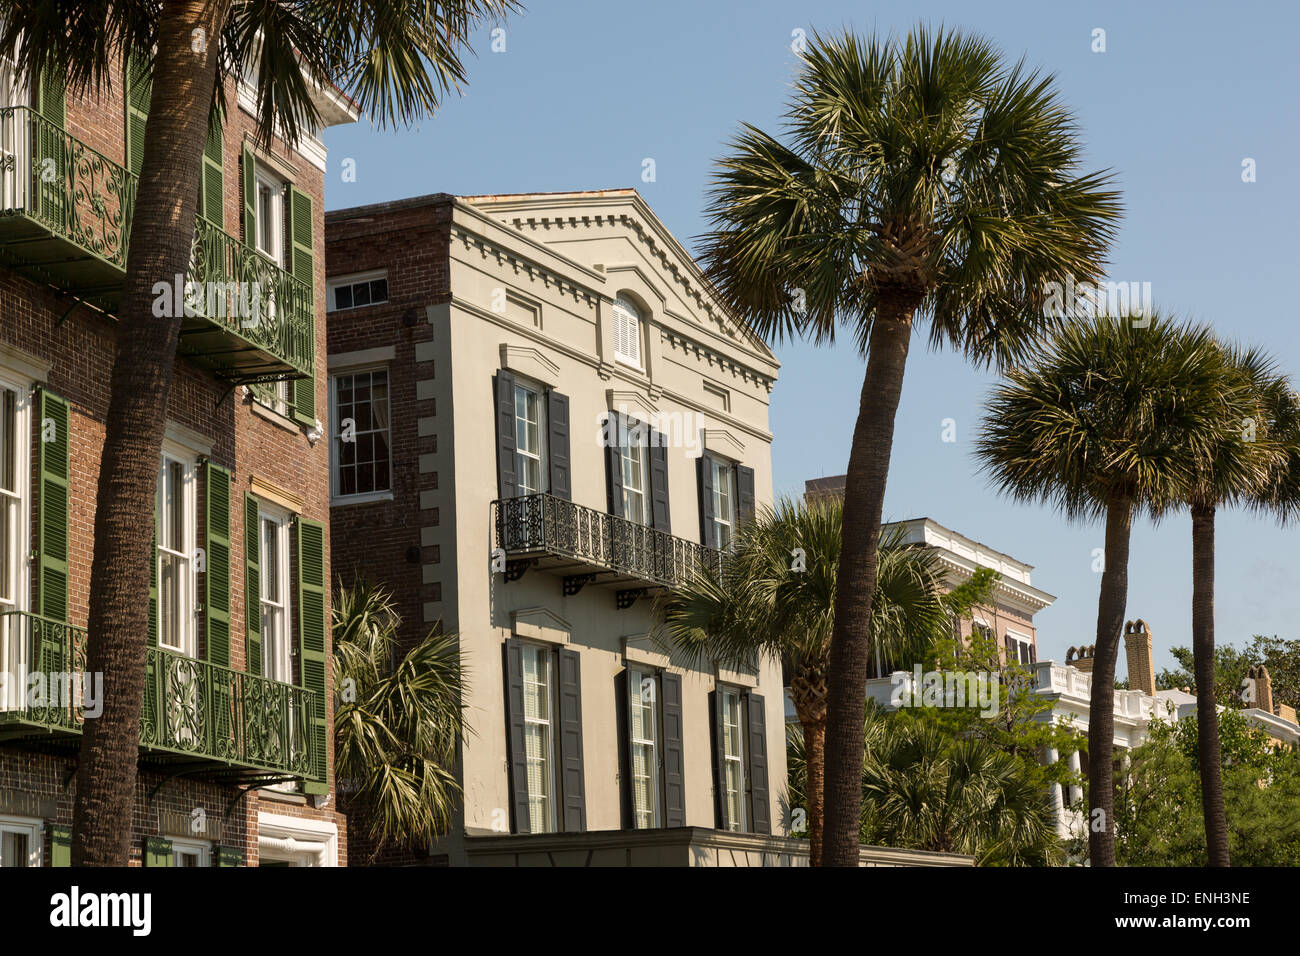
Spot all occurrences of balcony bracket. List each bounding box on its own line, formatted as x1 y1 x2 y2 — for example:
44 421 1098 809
54 296 79 328
562 573 598 596
62 763 78 791
215 383 238 410
616 588 649 610
504 559 535 583
223 778 294 817
147 767 196 804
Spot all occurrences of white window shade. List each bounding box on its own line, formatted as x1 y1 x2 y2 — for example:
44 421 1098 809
612 297 642 367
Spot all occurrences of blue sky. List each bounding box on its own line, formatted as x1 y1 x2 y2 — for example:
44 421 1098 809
323 0 1300 674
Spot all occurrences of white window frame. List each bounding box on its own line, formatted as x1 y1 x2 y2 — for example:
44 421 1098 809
0 372 31 712
257 501 293 685
720 687 746 832
521 643 557 834
711 457 735 549
171 837 211 868
619 424 650 525
629 668 660 829
513 380 547 498
326 269 389 313
612 296 643 369
328 365 393 504
0 815 41 867
1007 629 1036 667
156 444 198 658
254 167 285 266
257 812 339 866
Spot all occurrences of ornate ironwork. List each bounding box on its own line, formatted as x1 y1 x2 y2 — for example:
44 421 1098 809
493 493 725 591
0 107 312 378
0 610 316 779
0 106 135 270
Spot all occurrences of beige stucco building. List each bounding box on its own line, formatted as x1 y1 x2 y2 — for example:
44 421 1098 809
326 189 791 864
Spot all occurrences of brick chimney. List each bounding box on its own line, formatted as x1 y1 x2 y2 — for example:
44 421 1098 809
1066 645 1096 674
1247 664 1274 713
1124 619 1157 695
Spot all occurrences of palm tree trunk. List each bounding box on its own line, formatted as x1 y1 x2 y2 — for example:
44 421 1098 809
822 301 916 867
794 705 826 866
71 0 229 865
1087 494 1131 867
1191 503 1230 866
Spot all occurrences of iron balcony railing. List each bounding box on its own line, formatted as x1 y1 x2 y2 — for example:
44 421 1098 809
492 493 724 590
0 609 317 779
0 105 313 378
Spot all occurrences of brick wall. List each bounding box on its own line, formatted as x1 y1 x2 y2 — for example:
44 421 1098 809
0 62 346 864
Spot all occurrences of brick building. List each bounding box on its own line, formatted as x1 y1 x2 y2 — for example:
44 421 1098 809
325 190 809 866
0 50 355 865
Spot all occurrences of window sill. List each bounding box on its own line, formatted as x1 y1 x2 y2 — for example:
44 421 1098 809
331 490 394 507
250 399 301 434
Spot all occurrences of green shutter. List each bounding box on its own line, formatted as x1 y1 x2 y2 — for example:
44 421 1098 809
34 67 65 125
296 517 328 792
214 845 243 867
124 53 150 179
241 141 256 245
244 493 261 674
203 461 232 667
33 67 66 220
200 114 224 226
49 825 71 867
144 835 172 866
287 185 316 425
36 390 69 623
147 470 158 646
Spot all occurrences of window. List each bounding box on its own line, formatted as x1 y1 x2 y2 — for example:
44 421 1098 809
711 458 735 549
521 644 556 834
254 169 284 265
720 688 746 832
1006 631 1036 667
619 424 650 525
171 838 210 868
328 271 389 312
513 382 546 497
0 817 40 867
612 296 642 368
629 669 660 829
0 380 28 710
330 369 391 500
156 453 196 657
259 505 292 684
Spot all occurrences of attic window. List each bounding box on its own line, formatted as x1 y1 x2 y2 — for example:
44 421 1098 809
612 296 642 368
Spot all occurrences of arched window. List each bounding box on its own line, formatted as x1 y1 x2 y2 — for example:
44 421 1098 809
612 296 642 368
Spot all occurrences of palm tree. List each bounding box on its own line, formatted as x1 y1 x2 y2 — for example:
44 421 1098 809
0 0 516 865
333 579 467 864
977 313 1236 866
1182 345 1300 866
698 25 1122 864
657 496 951 865
787 706 1061 866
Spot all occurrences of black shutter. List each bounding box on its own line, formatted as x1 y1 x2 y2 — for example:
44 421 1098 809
615 669 632 829
503 639 531 833
1030 642 1037 664
698 451 716 548
547 390 571 501
604 413 624 515
649 431 671 532
708 689 726 828
746 693 770 834
661 671 685 827
495 372 517 500
736 465 756 526
557 648 587 831
1004 633 1015 664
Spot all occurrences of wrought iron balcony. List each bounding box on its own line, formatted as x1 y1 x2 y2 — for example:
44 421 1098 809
492 493 724 597
0 105 313 384
0 609 319 783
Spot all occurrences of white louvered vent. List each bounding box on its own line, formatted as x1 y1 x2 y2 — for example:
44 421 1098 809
612 296 642 368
